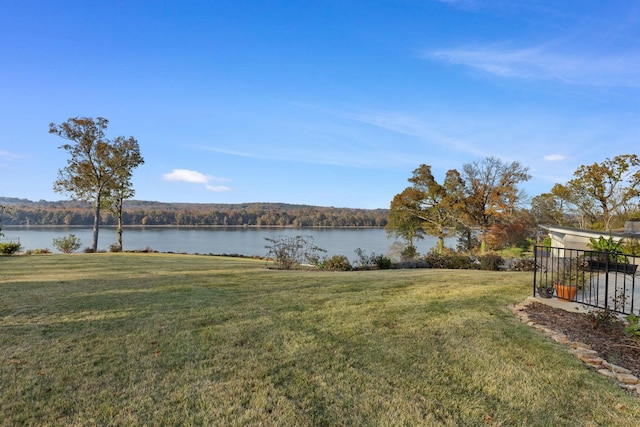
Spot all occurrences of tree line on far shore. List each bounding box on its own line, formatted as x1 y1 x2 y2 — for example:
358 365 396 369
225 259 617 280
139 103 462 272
0 199 389 228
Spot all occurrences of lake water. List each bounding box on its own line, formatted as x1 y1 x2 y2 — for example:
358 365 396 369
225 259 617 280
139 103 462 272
3 227 454 258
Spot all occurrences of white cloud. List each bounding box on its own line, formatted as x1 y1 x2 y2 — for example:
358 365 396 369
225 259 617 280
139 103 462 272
544 154 566 161
163 169 211 183
163 169 232 192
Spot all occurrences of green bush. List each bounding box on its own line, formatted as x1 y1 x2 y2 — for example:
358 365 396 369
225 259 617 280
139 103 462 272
321 254 352 271
400 244 418 260
447 254 476 269
478 253 504 271
25 248 52 255
424 253 450 269
0 242 22 254
511 258 536 271
353 249 392 270
53 234 82 254
373 255 392 269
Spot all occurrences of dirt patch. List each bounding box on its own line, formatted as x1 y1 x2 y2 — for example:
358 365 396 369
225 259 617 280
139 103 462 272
523 302 640 378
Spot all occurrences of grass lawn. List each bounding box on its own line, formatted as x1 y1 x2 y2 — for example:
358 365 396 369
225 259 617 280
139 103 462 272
1 253 640 426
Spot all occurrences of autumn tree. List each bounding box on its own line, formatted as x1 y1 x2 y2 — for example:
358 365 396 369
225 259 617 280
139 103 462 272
552 154 640 230
49 117 144 252
530 192 568 226
386 165 465 254
386 188 426 251
100 136 144 251
460 157 531 252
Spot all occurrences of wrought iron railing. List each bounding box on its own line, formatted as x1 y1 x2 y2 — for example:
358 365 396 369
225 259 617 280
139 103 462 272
533 246 639 315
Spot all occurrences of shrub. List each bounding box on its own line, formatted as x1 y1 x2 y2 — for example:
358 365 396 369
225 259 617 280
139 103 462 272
109 243 122 252
373 255 392 269
53 234 82 254
25 248 52 255
511 258 536 271
394 260 429 269
264 235 326 270
447 254 476 269
478 253 504 271
400 244 418 260
321 254 352 271
0 242 21 254
424 253 450 269
353 248 392 270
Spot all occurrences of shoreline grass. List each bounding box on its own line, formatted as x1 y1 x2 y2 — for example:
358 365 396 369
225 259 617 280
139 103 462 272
1 253 639 425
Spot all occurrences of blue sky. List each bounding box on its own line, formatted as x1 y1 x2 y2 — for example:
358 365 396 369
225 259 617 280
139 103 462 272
1 0 640 209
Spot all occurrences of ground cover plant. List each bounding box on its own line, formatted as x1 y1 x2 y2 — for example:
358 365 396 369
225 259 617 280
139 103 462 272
2 254 640 425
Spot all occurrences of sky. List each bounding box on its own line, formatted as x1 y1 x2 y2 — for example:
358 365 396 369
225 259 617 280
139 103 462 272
1 0 640 209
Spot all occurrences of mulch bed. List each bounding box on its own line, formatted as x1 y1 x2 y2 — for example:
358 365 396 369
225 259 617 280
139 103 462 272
523 302 640 378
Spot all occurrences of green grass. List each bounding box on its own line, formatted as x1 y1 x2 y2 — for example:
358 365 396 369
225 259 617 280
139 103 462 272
1 253 639 426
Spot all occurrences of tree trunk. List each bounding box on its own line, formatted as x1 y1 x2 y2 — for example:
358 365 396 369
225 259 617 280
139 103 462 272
117 208 123 251
92 194 101 252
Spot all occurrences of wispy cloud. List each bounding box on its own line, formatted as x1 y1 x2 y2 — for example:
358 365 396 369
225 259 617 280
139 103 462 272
0 150 22 160
162 169 231 192
426 43 640 87
205 184 232 192
544 154 566 161
198 145 377 168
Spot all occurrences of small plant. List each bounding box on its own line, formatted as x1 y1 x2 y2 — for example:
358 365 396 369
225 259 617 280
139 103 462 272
511 258 536 272
588 235 627 263
0 242 21 254
109 243 123 252
264 235 326 270
624 314 640 338
25 248 52 255
400 244 418 261
373 254 392 270
320 254 352 271
424 252 450 269
53 234 82 254
589 308 618 330
621 237 640 256
447 254 476 269
478 253 504 271
353 248 392 270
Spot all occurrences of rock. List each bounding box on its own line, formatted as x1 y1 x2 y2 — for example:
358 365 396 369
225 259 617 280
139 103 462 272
552 334 570 344
597 369 616 378
603 361 632 374
571 347 598 355
575 352 604 367
616 373 639 385
570 342 592 350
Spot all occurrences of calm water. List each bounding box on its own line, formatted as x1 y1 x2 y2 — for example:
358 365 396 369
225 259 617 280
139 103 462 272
3 226 453 258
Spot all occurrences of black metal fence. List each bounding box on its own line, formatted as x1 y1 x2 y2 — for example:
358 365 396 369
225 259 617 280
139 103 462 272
533 246 639 315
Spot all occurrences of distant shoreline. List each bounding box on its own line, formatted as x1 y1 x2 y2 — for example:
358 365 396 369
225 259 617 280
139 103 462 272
2 224 385 230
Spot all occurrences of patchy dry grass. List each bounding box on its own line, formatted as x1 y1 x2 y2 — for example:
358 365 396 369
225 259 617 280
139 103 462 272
1 253 639 426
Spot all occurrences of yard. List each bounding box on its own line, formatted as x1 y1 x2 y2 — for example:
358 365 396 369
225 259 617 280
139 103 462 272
1 253 639 426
